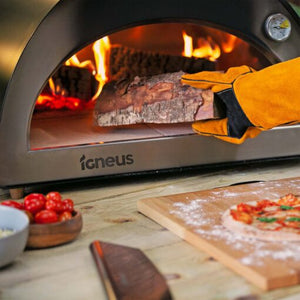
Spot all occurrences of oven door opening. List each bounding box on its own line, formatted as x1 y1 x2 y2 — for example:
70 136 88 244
29 22 270 151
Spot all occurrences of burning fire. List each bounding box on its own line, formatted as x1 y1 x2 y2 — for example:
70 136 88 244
36 36 111 111
35 28 242 112
221 34 238 53
182 31 238 61
91 36 111 100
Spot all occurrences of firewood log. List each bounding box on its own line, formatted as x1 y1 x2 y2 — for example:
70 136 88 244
94 71 223 126
109 45 215 81
42 46 215 107
45 66 99 101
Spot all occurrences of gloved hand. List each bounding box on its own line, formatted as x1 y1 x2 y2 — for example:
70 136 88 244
181 57 300 144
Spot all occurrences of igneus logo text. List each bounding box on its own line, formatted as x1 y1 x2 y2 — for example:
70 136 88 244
80 154 134 170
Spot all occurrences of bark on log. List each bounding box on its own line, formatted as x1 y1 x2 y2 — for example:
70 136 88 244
94 72 222 126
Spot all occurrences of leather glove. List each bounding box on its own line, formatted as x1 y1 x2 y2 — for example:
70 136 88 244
181 57 300 144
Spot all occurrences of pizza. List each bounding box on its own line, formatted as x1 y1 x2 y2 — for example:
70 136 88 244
222 193 300 241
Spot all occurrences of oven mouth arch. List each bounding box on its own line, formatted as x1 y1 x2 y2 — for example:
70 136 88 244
2 0 297 132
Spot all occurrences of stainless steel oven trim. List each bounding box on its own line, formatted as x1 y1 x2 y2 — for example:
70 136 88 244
1 126 300 187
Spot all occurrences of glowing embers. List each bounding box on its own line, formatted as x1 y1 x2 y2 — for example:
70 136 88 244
35 94 83 111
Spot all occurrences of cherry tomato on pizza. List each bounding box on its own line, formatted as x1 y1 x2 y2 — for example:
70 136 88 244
237 203 257 214
278 193 300 206
230 209 253 224
256 199 279 210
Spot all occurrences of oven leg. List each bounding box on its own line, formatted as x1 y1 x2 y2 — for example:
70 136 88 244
9 188 24 199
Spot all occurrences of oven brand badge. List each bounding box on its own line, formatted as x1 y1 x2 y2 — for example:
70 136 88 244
80 154 134 170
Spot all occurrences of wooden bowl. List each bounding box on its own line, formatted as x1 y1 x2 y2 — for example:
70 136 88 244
26 211 83 249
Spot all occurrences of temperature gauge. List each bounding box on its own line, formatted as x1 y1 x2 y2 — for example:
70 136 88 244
265 13 292 42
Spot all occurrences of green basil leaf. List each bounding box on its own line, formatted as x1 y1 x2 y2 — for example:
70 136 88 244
257 217 277 223
286 217 300 222
280 205 294 210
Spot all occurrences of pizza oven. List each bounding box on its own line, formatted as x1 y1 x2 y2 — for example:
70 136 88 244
0 0 299 191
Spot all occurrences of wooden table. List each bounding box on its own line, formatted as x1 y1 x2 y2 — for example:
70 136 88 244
1 158 300 300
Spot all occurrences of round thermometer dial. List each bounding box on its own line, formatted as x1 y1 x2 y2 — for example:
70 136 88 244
265 13 292 42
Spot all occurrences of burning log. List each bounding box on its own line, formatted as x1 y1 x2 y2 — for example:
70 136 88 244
45 66 99 101
94 71 222 126
109 45 216 81
39 45 216 112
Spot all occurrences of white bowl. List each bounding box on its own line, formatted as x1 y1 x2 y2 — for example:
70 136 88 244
0 206 29 268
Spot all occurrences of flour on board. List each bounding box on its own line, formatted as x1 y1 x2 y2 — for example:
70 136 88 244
170 195 300 266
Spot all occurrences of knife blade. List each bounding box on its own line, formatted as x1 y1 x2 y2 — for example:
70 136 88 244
89 240 173 300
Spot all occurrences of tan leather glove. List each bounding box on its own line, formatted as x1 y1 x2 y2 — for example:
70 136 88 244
181 57 300 144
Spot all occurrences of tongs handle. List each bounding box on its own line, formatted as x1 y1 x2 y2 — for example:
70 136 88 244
90 240 117 300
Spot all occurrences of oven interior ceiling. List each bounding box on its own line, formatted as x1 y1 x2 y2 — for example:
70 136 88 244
30 22 270 150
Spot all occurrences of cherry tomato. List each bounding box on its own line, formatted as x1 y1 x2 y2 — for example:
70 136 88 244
34 210 58 224
230 209 253 224
0 200 23 210
62 199 74 212
46 191 62 202
278 193 300 206
237 203 256 214
45 199 64 213
24 193 46 204
58 211 72 222
24 198 45 214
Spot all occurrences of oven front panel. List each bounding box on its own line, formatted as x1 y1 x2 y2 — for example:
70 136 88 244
2 126 300 187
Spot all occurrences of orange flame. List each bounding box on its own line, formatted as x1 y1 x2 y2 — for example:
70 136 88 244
221 34 238 53
65 54 95 71
48 77 56 95
63 36 111 100
52 37 110 97
182 32 193 58
182 31 221 61
91 36 111 100
36 36 111 111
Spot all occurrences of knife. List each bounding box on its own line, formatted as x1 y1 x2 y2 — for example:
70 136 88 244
89 240 173 300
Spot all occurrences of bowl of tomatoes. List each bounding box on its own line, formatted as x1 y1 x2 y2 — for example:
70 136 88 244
1 191 82 248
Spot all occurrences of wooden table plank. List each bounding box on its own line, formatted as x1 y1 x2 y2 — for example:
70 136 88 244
1 159 300 299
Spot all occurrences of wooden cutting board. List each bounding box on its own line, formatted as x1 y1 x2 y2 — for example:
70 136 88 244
137 177 300 291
